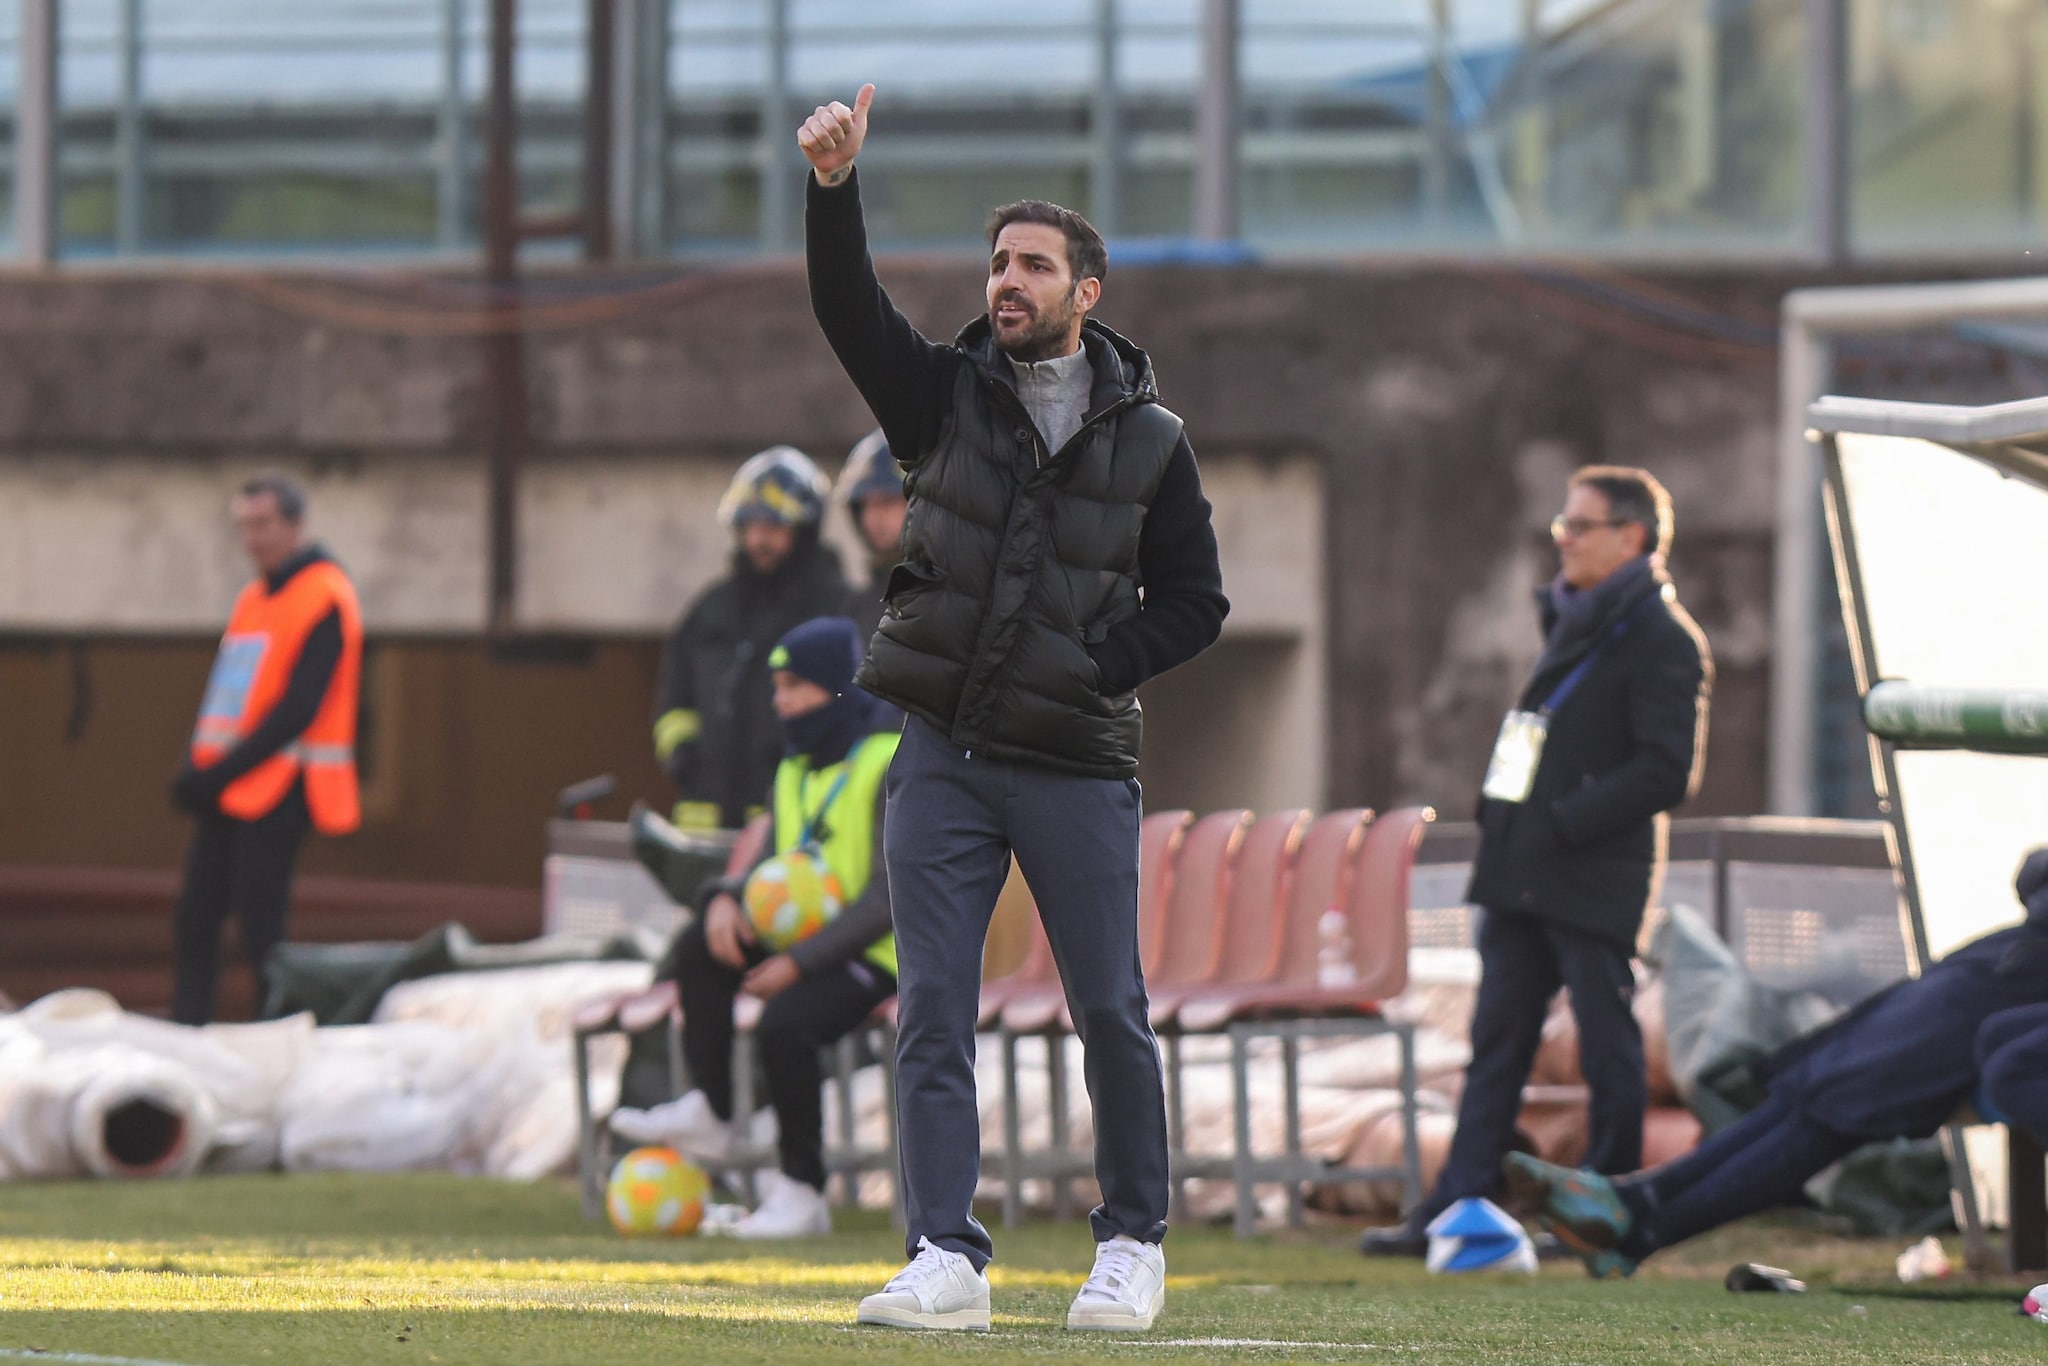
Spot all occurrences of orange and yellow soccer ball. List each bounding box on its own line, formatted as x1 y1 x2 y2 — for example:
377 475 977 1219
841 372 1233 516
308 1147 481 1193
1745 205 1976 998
742 851 843 950
605 1146 709 1236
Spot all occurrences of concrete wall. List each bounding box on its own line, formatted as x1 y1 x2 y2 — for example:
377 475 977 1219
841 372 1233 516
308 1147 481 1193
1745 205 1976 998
0 444 1327 879
0 259 2033 883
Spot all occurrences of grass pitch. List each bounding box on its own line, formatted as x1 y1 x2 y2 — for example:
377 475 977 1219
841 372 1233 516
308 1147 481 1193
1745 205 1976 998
0 1174 2042 1365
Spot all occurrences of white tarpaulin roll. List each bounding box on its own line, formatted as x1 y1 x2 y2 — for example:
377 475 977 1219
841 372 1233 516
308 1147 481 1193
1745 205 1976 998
0 958 652 1182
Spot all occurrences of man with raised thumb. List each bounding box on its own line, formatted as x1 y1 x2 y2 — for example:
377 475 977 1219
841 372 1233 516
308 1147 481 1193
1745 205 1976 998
801 84 1229 1334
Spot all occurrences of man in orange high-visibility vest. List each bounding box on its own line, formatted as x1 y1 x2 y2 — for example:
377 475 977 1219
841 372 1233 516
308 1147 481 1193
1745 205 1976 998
170 471 363 1025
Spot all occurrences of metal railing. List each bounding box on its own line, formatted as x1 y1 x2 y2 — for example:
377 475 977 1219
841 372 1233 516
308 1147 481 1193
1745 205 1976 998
2 0 2040 263
0 0 1537 260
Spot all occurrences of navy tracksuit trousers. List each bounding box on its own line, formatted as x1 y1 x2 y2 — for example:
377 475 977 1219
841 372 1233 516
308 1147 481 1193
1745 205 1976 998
884 717 1169 1270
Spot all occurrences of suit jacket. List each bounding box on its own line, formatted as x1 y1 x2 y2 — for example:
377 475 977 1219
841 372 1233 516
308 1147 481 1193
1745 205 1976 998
1466 574 1713 950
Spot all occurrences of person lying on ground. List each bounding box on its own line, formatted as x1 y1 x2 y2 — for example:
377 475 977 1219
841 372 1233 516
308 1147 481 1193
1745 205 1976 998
1508 845 2048 1277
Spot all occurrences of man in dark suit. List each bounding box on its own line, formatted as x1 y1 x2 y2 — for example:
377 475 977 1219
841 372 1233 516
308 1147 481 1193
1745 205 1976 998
1365 465 1712 1256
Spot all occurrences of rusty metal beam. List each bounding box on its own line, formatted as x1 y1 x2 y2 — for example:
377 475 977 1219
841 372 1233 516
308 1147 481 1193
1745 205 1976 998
483 0 528 639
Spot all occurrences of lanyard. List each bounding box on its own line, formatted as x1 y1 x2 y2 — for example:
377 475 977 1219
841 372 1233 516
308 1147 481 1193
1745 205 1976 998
797 765 854 851
1541 593 1655 715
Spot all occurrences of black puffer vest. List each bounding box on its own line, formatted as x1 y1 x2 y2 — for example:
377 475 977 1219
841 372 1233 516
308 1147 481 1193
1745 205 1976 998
856 317 1181 778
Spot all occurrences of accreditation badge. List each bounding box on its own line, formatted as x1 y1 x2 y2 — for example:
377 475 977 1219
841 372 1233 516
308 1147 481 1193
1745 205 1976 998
1481 709 1549 804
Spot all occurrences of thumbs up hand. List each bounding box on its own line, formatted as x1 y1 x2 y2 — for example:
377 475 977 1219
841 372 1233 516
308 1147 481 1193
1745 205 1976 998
797 84 875 186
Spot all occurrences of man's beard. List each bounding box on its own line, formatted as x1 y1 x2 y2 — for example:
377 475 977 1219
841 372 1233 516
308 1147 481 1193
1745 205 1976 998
991 288 1079 362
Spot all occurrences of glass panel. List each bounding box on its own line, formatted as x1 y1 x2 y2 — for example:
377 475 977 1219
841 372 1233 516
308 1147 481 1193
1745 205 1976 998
669 0 1196 253
1849 0 2047 255
1492 0 1805 254
675 0 1810 257
5 0 2028 261
1835 432 2048 958
43 0 585 258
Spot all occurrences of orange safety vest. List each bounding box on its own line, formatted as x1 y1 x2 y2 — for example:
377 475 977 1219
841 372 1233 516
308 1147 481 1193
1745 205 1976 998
189 559 364 835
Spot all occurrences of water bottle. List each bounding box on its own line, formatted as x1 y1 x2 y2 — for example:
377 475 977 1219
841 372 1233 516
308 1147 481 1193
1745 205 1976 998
1317 906 1357 989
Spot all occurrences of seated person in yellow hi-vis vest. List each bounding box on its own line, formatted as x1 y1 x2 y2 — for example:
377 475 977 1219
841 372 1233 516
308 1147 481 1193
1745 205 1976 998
613 615 898 1239
170 471 362 1026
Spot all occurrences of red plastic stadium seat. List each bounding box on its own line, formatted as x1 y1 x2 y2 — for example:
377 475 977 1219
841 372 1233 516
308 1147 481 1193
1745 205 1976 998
1175 808 1371 1033
998 810 1192 1035
1150 809 1309 1028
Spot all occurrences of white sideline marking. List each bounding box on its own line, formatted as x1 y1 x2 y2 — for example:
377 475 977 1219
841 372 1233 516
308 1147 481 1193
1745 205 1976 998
0 1350 212 1366
1126 1340 1416 1352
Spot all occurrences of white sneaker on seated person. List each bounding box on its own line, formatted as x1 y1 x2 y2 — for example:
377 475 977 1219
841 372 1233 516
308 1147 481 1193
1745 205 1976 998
1066 1234 1165 1332
856 1236 991 1331
606 1090 732 1164
734 1171 832 1240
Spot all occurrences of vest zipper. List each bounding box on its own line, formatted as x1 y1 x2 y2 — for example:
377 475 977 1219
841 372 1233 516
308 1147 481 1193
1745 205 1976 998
988 375 1144 474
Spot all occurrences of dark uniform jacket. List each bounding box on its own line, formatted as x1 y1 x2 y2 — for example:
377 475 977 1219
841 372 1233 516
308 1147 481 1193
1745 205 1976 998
653 536 848 828
1467 567 1712 950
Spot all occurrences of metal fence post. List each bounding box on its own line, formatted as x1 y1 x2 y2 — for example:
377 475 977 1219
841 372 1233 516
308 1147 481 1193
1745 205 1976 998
17 0 60 264
610 0 670 259
583 0 617 261
116 0 145 255
760 0 792 253
1422 0 1453 229
1193 0 1239 242
1803 0 1850 265
438 0 467 250
1091 0 1121 234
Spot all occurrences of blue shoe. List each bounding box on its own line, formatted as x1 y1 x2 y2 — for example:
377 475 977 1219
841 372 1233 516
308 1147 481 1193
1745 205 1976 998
1502 1153 1633 1256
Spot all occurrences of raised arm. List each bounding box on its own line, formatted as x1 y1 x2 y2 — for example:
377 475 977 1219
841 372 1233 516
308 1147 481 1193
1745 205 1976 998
799 85 955 467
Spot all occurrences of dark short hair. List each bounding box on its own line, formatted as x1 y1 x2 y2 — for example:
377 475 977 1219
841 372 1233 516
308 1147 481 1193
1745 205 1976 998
987 200 1108 286
239 470 307 524
1570 465 1672 557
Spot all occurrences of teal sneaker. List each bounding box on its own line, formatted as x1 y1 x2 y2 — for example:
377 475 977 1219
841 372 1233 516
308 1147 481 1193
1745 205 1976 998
1501 1153 1633 1256
1585 1248 1639 1280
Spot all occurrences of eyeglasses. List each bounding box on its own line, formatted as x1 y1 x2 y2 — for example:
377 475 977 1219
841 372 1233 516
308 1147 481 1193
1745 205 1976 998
1550 515 1626 541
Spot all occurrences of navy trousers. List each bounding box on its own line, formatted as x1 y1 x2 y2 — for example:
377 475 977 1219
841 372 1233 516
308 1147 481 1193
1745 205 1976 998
1424 907 1644 1221
668 917 895 1193
1616 1093 1857 1256
884 718 1168 1271
1977 1002 2048 1144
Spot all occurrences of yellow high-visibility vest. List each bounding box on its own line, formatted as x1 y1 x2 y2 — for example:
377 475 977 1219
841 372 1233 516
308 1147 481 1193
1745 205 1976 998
772 730 899 977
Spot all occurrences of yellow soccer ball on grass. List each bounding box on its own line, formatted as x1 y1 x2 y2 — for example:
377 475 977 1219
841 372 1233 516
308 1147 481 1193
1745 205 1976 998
606 1146 709 1236
743 850 842 950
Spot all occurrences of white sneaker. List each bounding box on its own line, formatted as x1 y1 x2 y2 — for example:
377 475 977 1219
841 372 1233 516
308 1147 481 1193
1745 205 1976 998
1066 1235 1165 1332
734 1172 832 1240
856 1236 992 1331
607 1090 733 1164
